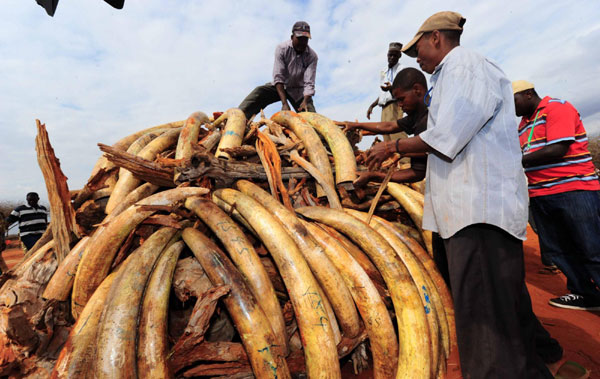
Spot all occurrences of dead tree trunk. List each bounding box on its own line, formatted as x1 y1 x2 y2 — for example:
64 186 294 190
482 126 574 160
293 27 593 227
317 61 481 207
35 120 79 263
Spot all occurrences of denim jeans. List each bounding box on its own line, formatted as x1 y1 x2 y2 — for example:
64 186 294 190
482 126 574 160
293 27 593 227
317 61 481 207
529 190 600 300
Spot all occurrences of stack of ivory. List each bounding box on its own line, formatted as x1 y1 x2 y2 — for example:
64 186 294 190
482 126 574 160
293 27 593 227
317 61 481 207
0 109 456 379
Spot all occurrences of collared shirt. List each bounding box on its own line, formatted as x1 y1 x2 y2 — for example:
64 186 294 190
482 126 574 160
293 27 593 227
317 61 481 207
419 46 529 240
272 39 318 102
378 62 402 106
7 204 49 237
518 96 600 197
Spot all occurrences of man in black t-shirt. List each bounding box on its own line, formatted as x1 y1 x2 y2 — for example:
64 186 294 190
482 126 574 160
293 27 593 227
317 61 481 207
339 67 429 187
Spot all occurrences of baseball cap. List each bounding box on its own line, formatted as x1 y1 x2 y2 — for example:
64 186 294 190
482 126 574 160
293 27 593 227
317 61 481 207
512 80 535 94
292 21 311 38
388 42 403 52
402 11 466 58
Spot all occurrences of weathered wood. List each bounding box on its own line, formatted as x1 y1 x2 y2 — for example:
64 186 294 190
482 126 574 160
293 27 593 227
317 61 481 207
100 142 313 187
220 145 257 158
35 120 79 263
169 285 230 372
182 362 252 378
72 166 118 210
172 257 213 303
98 143 175 187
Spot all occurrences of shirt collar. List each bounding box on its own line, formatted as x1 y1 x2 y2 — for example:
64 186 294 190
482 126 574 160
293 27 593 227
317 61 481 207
431 46 460 77
524 96 551 121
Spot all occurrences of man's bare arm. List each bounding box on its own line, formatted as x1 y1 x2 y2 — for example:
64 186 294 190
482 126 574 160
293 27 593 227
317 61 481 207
336 120 400 134
275 83 291 111
522 141 571 168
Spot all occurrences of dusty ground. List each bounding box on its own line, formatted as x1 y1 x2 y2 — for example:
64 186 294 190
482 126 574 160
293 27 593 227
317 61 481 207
340 226 599 378
2 229 598 378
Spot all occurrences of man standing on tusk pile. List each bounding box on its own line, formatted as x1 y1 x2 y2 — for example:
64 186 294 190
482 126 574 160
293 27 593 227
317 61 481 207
239 21 318 120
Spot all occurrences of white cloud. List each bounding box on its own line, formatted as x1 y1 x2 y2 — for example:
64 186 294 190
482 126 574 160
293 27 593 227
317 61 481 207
1 0 599 202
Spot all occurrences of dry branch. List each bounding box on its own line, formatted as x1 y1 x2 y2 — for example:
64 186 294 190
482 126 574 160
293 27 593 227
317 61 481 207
35 120 79 263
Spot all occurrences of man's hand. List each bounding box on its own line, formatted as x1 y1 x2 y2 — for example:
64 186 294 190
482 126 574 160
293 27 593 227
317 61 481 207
365 141 396 170
336 121 359 133
381 82 392 92
281 102 291 111
298 99 309 112
354 171 376 188
366 104 375 120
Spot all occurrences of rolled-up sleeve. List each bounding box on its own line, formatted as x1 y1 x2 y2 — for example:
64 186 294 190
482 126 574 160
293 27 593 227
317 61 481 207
420 66 500 160
272 45 287 85
302 54 317 97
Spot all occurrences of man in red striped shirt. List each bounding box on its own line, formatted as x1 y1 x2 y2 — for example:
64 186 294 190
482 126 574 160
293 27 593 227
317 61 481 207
513 80 600 311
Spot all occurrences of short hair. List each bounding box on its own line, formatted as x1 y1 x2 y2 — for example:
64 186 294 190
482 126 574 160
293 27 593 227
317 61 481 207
392 67 428 91
440 30 461 44
422 29 462 45
26 192 39 199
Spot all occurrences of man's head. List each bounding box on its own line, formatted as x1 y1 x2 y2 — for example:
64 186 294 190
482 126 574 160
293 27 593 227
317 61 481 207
402 11 465 74
512 80 541 117
391 67 428 115
291 21 311 53
26 192 39 207
387 42 403 68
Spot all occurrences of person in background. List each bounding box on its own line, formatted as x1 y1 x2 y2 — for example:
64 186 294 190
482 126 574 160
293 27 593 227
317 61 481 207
365 42 406 141
513 80 600 311
6 192 49 251
365 11 554 378
0 212 8 273
238 21 317 120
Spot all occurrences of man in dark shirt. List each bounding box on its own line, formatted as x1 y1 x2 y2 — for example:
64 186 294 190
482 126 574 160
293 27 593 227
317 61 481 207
339 67 429 186
6 192 49 251
238 21 318 120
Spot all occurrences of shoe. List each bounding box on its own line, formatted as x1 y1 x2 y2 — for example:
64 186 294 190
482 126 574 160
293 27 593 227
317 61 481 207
548 294 600 311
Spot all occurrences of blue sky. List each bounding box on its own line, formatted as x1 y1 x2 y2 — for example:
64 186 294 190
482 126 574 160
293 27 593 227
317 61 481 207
1 0 599 202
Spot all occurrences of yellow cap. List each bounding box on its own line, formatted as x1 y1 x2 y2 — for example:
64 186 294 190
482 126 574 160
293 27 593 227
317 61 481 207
512 80 535 94
402 11 466 58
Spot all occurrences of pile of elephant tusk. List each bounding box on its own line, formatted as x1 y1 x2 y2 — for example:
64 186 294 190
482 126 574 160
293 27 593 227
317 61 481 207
0 109 456 379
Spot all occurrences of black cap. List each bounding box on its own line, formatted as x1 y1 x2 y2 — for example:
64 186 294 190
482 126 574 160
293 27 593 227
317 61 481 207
292 21 311 38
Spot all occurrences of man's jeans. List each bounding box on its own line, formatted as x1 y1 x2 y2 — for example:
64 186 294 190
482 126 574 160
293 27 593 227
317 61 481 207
530 190 600 300
238 83 315 120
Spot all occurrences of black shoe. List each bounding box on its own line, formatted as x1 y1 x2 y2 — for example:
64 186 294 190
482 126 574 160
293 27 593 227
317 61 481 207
548 294 600 311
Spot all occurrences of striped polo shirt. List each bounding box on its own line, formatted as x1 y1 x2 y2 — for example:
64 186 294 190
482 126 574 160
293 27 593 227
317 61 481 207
9 205 49 237
518 96 600 197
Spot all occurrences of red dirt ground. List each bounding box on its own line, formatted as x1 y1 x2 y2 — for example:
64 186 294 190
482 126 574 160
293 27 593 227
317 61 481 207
340 226 600 378
2 230 598 378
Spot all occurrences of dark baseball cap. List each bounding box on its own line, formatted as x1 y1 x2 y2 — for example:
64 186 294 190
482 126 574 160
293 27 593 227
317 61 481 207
292 21 311 38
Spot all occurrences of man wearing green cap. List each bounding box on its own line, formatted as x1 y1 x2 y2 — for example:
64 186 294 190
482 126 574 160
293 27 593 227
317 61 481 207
513 80 600 312
365 11 553 378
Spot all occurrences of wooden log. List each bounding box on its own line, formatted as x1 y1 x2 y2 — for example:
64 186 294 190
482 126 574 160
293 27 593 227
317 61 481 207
35 120 79 263
99 142 313 187
169 285 230 373
98 143 175 187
